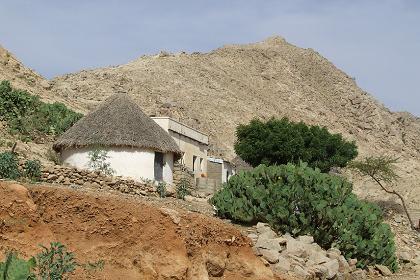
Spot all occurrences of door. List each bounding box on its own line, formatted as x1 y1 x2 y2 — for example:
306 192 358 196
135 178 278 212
154 152 164 181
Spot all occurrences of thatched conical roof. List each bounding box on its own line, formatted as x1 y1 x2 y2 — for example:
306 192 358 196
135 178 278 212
53 94 181 154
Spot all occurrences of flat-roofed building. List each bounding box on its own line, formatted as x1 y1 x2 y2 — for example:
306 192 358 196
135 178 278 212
152 117 209 178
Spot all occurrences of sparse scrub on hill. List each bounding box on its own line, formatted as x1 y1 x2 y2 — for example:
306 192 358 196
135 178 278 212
23 159 42 182
234 118 358 172
0 151 20 180
0 151 44 182
0 242 104 279
210 163 398 271
0 80 82 140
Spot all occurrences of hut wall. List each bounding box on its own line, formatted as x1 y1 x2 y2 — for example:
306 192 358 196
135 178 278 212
61 147 174 183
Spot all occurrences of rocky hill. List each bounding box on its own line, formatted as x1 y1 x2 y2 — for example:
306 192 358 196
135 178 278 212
0 45 50 96
47 36 420 207
1 37 419 207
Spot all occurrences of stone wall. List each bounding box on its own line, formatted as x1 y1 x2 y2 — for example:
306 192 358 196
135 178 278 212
41 165 160 197
173 161 195 187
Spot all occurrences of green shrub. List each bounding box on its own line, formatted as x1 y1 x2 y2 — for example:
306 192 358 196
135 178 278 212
0 80 83 139
36 242 77 280
210 163 397 271
157 182 167 198
234 118 358 172
0 242 104 280
0 251 36 280
0 152 20 180
176 177 191 200
23 160 42 182
88 148 114 176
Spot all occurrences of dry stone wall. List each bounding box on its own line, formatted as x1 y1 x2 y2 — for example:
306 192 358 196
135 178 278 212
41 165 160 197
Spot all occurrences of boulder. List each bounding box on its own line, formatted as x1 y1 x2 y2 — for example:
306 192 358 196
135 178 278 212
260 249 280 264
337 255 351 273
350 269 367 280
323 259 339 279
297 235 314 244
273 256 291 272
293 265 312 279
255 237 281 252
374 264 392 276
309 251 330 264
285 238 306 257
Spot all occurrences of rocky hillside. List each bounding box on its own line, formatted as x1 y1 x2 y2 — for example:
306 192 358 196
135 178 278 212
47 36 420 206
1 37 419 207
0 45 49 96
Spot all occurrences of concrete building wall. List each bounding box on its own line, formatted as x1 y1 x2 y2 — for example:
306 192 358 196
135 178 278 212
222 161 236 183
152 117 209 179
61 147 174 183
207 160 223 185
207 157 236 184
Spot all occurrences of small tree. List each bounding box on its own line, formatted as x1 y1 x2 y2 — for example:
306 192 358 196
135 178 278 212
88 148 115 176
235 118 358 172
349 156 418 231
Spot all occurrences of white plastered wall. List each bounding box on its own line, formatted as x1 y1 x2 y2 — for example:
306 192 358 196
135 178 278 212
60 147 174 183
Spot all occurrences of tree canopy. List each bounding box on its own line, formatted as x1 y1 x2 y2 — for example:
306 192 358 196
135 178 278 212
234 117 358 172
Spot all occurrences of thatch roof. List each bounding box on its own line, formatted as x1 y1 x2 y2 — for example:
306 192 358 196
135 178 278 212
53 94 181 154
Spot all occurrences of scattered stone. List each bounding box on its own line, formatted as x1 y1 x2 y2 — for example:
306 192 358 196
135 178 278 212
323 259 339 279
398 251 412 263
375 264 392 276
160 207 181 225
297 235 314 244
351 269 367 280
293 265 312 279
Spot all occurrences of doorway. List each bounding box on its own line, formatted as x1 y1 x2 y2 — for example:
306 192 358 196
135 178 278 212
154 152 164 181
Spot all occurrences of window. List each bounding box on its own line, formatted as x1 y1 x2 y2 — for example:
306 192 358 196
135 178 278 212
193 155 197 172
199 158 204 172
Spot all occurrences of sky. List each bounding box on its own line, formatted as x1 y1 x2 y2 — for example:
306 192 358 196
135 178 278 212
0 0 419 116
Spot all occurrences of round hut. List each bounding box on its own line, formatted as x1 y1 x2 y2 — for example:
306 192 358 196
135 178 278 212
53 94 182 183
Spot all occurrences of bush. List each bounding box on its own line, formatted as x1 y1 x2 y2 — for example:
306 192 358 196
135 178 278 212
36 242 77 279
0 251 36 279
23 159 42 182
0 152 20 180
0 80 83 139
176 177 191 200
0 242 104 279
234 118 358 172
88 148 115 176
210 163 397 271
157 182 167 198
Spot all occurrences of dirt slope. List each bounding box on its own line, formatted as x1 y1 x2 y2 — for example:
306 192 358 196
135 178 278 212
47 36 420 206
0 182 278 280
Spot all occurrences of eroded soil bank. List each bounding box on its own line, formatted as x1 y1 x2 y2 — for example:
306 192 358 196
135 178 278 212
0 182 282 280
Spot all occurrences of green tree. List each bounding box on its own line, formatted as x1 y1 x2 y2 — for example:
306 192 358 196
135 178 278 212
234 118 358 172
349 156 418 231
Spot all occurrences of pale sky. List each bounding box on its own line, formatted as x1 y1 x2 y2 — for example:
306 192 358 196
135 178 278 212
0 0 419 116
